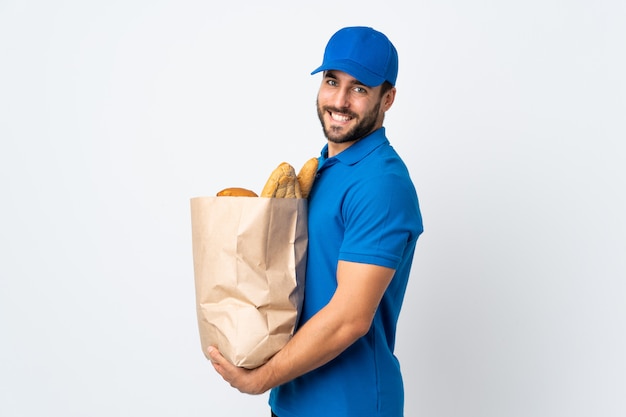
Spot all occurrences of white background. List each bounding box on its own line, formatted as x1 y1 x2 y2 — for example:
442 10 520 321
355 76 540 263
1 1 625 416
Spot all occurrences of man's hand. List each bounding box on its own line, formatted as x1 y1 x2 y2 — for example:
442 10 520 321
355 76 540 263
207 261 395 394
207 346 270 395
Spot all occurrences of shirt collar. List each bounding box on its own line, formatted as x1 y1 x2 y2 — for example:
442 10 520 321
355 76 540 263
319 127 389 166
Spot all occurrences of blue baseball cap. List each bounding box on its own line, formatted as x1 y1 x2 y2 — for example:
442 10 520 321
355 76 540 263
311 26 398 87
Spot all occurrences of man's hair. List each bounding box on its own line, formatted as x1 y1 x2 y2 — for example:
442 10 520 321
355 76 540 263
380 81 394 97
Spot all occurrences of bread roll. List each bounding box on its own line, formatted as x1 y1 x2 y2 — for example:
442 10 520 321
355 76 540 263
216 187 259 197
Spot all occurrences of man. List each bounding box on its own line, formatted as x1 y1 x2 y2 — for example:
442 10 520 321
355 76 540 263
208 26 424 417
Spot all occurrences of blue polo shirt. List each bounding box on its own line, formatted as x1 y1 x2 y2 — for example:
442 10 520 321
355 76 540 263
269 127 423 417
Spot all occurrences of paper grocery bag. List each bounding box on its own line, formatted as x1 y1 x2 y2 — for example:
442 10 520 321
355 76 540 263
190 196 307 369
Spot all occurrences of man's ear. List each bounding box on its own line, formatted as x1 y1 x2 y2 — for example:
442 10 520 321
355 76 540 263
383 87 396 111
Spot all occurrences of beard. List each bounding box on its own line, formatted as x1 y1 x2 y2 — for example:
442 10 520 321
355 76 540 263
317 99 381 144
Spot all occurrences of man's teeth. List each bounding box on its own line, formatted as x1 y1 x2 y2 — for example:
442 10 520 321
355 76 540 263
331 112 351 122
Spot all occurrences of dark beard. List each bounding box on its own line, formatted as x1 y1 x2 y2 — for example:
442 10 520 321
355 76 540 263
317 100 381 144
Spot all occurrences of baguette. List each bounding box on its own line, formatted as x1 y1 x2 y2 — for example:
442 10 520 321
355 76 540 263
260 162 301 198
297 157 318 199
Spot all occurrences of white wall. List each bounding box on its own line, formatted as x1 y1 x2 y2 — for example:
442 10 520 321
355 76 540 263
1 1 624 416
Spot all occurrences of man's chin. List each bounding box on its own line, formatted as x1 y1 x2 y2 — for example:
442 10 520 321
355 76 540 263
326 134 353 144
325 127 353 144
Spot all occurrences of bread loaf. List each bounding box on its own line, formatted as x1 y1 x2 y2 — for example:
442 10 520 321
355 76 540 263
260 162 301 198
297 157 318 199
216 157 317 199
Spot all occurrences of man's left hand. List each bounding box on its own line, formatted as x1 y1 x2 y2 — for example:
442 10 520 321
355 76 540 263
207 346 268 395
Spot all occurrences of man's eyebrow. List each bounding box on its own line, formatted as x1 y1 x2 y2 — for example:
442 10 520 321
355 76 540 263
324 70 368 87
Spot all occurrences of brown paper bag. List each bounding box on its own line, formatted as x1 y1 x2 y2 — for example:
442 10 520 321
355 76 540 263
190 196 307 369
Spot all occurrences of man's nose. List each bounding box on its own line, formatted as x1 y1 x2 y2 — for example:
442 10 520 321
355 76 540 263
332 88 350 109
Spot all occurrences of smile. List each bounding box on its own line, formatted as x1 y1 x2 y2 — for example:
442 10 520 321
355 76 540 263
329 111 353 122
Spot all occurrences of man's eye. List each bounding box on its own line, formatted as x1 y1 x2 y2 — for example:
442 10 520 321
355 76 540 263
354 87 366 93
327 79 338 86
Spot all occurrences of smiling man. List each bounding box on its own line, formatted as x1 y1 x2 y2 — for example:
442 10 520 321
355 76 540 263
207 26 424 417
316 69 393 154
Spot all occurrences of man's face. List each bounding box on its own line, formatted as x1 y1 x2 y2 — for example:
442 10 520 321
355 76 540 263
316 70 388 145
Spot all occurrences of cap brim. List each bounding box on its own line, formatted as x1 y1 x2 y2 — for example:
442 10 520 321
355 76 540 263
311 60 386 87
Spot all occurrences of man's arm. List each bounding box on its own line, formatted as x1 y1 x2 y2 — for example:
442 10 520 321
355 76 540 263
207 260 395 394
